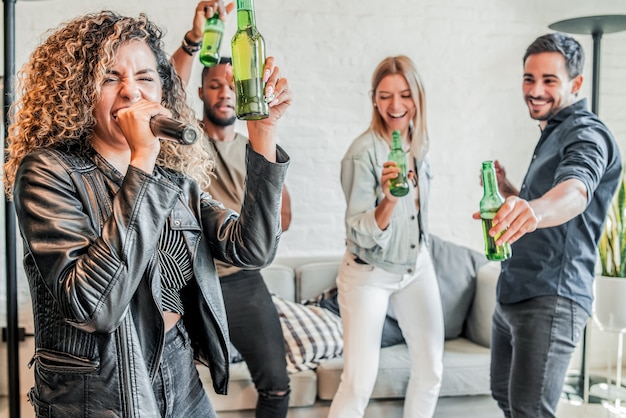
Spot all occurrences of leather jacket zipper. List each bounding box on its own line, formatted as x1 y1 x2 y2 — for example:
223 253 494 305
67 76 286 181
147 254 165 380
117 322 135 417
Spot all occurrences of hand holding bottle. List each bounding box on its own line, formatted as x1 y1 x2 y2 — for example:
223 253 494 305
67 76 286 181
224 56 291 162
258 57 291 119
374 161 413 231
388 130 410 197
187 1 234 44
174 1 235 84
381 161 405 202
472 192 539 248
477 161 511 261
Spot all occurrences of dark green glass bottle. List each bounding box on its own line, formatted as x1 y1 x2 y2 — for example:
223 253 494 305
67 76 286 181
388 130 410 197
199 13 224 67
231 0 269 120
480 161 512 261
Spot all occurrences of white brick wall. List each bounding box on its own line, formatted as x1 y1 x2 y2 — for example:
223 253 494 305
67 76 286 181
1 0 626 393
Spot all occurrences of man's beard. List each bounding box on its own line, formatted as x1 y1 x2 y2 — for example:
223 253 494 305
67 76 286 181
205 105 236 127
526 96 556 122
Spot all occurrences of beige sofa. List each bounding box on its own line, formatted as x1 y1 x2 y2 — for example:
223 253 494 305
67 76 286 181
197 236 501 412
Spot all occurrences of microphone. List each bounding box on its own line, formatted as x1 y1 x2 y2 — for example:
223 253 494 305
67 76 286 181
149 115 198 145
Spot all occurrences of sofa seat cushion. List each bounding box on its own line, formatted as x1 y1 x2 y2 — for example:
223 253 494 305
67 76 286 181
316 344 409 400
439 337 491 397
197 363 318 411
315 339 491 400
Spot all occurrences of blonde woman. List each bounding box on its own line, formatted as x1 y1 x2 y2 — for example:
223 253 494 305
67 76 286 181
4 10 290 417
329 55 444 418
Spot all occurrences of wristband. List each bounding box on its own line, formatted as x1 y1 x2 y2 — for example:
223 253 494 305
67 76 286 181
184 32 202 46
181 32 201 56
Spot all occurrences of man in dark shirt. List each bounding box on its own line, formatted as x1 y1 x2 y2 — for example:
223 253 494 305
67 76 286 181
474 33 622 417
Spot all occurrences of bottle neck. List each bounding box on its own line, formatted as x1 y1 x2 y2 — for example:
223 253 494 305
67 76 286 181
236 0 256 29
482 165 499 197
391 131 403 151
206 12 222 27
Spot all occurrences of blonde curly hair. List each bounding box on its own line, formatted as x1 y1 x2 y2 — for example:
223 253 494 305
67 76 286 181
3 10 214 198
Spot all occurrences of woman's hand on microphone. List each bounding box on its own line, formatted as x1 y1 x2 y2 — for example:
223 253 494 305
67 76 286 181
115 100 170 173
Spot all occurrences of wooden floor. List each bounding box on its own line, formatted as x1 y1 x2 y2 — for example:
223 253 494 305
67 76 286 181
2 395 625 418
217 396 502 418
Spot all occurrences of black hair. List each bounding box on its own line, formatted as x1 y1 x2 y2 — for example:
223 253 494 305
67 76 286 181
201 56 232 83
523 32 584 79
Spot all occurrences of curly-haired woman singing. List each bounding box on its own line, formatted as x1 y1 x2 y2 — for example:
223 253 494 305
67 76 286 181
3 9 291 418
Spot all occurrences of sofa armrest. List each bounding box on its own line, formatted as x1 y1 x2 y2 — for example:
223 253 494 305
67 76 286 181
464 262 500 348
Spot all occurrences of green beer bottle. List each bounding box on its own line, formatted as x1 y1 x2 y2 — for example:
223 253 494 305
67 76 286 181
199 13 224 67
388 130 410 197
480 160 512 261
231 0 269 120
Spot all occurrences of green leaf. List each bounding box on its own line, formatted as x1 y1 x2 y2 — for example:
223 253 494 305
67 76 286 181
599 169 626 278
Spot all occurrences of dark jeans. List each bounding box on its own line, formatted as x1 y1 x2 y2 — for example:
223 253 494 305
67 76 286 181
490 296 588 418
221 269 291 418
152 320 217 418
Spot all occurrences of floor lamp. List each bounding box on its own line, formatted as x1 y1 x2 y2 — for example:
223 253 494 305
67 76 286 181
3 1 50 417
548 14 626 404
3 1 20 417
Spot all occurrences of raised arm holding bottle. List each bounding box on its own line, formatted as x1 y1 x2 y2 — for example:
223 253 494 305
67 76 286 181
171 0 234 84
171 3 293 417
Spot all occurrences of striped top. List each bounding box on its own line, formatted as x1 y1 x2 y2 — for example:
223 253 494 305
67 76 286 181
158 226 193 315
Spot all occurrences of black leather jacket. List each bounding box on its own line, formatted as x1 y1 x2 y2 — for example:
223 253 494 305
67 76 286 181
13 144 288 417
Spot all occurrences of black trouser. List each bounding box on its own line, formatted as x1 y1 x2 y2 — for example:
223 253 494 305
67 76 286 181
221 269 291 418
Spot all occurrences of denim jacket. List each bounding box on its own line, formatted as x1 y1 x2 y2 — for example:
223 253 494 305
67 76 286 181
340 129 431 274
13 143 288 417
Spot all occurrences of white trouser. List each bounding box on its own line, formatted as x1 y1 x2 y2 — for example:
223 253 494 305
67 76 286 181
328 246 444 418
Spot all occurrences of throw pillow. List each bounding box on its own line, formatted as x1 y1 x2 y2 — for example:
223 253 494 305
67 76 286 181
429 234 488 339
316 288 405 348
272 294 343 373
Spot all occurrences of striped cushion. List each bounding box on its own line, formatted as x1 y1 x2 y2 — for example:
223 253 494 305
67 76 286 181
272 294 343 373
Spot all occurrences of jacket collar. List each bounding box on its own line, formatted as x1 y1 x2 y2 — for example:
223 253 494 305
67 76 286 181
92 150 125 185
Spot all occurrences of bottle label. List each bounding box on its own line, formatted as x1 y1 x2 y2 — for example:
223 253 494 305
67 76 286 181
234 78 269 119
199 22 223 67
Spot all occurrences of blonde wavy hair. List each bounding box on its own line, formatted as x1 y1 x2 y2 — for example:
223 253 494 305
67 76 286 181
3 10 214 198
369 55 429 161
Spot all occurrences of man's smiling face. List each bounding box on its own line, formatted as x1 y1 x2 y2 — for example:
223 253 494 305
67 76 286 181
522 51 582 123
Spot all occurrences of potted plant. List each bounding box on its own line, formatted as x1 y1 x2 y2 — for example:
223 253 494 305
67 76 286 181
595 170 626 332
590 170 626 409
